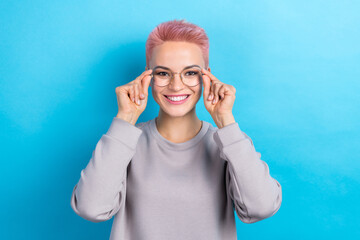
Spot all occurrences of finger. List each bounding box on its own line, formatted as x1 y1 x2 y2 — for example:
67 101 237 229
141 74 152 97
134 84 140 105
207 82 213 100
138 83 145 100
135 69 153 82
129 85 135 103
218 85 226 100
201 68 221 83
212 83 221 104
139 84 145 99
209 81 216 101
202 74 211 101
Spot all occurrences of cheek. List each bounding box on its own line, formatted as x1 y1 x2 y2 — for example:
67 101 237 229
190 87 202 103
195 86 202 97
152 87 163 102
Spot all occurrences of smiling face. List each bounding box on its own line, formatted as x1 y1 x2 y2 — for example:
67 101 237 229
148 41 207 118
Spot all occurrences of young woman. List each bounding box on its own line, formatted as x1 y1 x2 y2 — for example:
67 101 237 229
71 19 282 240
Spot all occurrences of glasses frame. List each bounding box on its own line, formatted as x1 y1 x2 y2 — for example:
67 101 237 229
146 64 205 87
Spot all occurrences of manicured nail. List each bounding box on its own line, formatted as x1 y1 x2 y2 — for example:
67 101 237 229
132 97 135 102
140 93 145 98
136 99 140 105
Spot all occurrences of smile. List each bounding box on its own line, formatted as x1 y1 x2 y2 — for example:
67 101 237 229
163 94 190 104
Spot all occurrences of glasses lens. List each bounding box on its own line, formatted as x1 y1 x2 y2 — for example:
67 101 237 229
152 66 202 87
153 68 172 86
181 67 202 87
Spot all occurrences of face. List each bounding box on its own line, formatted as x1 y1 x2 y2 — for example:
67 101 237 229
147 41 209 118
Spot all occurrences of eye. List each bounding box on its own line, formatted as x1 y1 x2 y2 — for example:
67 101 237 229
185 71 198 76
156 71 170 76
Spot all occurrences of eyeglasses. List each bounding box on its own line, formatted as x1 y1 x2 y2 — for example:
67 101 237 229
146 65 205 87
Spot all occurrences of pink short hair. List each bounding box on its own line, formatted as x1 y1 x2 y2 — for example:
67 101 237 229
145 19 209 69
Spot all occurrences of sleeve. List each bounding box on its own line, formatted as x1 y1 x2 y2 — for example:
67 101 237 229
70 117 143 222
213 122 282 224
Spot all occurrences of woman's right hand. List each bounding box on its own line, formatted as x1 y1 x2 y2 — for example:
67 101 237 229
115 69 153 125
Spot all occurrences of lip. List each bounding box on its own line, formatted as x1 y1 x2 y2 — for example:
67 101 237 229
164 94 190 97
163 94 190 105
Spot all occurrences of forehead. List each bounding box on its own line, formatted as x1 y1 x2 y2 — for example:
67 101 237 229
149 41 204 69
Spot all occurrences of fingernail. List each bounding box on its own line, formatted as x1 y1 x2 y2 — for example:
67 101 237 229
132 97 135 102
213 99 216 104
136 99 140 105
140 93 144 98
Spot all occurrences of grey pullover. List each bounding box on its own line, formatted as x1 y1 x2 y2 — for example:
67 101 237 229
70 117 282 240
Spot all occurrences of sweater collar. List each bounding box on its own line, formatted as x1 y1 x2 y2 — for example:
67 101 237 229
149 117 210 151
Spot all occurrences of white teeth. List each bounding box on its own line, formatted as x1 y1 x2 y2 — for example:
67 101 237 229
166 95 188 101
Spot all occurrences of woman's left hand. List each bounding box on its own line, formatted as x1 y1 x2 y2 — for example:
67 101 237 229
201 68 236 129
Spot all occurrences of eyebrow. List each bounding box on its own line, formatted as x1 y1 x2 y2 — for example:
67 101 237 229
154 64 201 71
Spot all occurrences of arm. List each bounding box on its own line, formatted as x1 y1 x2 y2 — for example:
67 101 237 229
213 122 282 224
70 117 143 222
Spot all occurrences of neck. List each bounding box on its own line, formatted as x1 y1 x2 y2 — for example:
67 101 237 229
155 108 202 143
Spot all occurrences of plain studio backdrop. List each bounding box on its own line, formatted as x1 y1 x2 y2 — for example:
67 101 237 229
0 0 359 239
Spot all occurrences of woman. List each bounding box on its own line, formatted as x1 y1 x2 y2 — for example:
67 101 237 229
70 19 282 240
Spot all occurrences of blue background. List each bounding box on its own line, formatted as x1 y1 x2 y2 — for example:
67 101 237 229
1 0 359 239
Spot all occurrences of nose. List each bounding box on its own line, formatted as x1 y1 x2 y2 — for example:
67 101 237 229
167 72 186 90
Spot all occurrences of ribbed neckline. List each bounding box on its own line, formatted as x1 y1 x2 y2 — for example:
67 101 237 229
148 117 210 151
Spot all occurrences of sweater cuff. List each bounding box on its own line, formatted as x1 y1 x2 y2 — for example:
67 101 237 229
213 122 247 149
105 117 143 149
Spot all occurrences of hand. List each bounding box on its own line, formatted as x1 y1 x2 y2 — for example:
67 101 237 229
115 69 153 125
202 68 236 128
